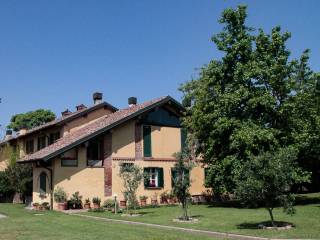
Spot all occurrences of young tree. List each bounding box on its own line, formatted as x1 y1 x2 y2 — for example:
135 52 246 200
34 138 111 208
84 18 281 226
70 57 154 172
119 164 144 214
172 151 193 221
180 5 318 194
7 109 55 131
235 148 310 226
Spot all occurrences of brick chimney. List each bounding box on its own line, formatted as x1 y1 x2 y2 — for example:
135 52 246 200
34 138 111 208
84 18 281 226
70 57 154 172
76 104 87 111
61 109 72 117
93 92 103 105
128 97 137 107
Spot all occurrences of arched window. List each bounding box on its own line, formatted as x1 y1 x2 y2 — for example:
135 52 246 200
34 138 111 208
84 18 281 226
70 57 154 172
39 172 47 195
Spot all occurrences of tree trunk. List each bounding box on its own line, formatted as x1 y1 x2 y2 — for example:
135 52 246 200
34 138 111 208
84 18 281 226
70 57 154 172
267 208 275 226
182 199 188 221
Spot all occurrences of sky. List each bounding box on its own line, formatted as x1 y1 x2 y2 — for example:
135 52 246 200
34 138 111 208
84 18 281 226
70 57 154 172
0 0 319 137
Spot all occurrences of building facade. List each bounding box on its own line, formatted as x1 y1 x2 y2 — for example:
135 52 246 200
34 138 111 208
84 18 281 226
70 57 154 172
1 93 207 209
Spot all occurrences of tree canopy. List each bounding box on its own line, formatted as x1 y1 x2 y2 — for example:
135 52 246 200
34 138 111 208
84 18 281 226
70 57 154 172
7 109 55 131
180 5 319 194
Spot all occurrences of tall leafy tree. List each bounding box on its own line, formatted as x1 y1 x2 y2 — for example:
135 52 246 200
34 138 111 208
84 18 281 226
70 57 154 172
7 109 55 131
180 5 318 194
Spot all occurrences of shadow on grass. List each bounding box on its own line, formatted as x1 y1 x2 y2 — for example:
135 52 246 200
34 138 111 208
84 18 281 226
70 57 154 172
294 195 320 206
237 221 294 229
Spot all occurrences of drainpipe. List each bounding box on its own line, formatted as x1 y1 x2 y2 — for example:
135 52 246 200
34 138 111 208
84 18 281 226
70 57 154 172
43 166 53 210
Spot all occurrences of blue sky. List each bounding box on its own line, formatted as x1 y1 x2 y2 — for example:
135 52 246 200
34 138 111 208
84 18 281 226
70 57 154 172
0 0 319 137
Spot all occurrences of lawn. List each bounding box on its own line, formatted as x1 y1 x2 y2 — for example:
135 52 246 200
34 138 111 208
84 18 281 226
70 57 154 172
83 193 320 239
0 204 217 240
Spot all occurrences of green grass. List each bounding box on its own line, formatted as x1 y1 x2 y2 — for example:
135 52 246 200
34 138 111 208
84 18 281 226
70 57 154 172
0 204 217 240
84 193 320 239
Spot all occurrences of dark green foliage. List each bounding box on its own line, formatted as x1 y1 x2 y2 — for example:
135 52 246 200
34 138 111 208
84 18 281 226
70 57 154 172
180 5 319 194
7 109 55 131
172 151 193 220
235 147 310 225
68 192 83 209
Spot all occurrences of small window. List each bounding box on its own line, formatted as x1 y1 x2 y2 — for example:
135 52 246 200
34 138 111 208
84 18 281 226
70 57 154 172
37 136 46 150
144 167 163 188
180 128 187 151
26 139 34 154
49 132 60 145
39 172 47 195
61 148 78 167
143 126 152 157
87 138 103 167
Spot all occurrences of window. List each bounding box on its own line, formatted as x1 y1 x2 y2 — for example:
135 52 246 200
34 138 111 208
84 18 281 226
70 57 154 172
87 138 103 167
143 126 152 157
144 167 163 188
39 172 47 196
37 136 46 150
61 148 78 167
26 139 34 154
171 168 190 187
49 132 60 145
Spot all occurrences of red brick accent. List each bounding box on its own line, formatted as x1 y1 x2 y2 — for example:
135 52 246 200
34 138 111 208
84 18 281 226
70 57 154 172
103 132 112 197
135 123 142 160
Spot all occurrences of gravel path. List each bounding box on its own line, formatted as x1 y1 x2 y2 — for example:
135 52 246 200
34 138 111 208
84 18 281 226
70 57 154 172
73 213 272 240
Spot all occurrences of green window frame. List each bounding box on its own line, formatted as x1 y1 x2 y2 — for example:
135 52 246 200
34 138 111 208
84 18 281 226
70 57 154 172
144 167 164 188
143 125 152 157
37 136 46 150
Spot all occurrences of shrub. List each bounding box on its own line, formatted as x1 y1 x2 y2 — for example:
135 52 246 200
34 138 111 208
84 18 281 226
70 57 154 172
68 192 83 209
53 187 67 203
92 197 101 205
89 207 105 212
103 199 115 208
139 195 148 201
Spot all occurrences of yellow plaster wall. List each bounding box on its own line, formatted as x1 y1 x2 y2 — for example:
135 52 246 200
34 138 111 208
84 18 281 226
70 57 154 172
112 121 135 157
112 160 206 203
149 126 181 158
33 166 51 204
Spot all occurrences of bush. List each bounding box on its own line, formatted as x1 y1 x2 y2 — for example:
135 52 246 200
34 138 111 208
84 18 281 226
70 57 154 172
92 197 101 205
53 187 67 203
68 192 83 209
89 207 105 212
103 199 115 208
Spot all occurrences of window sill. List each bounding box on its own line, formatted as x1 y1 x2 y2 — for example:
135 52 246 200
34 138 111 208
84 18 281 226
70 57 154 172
145 187 163 190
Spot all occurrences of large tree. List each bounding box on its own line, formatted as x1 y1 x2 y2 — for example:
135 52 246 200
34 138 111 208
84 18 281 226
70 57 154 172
180 5 318 194
7 109 55 131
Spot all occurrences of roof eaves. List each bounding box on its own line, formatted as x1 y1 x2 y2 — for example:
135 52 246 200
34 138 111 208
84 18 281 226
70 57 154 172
41 96 174 162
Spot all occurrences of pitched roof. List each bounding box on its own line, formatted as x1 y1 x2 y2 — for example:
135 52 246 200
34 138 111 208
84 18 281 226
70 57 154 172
18 96 183 163
0 101 118 146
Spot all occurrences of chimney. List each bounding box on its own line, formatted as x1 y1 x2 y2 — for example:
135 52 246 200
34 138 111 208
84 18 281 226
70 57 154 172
93 92 103 105
61 109 72 117
4 129 12 140
128 97 137 107
76 104 87 111
19 128 27 136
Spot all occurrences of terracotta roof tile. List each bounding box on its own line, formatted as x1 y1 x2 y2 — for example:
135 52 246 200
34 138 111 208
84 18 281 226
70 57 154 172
18 96 172 162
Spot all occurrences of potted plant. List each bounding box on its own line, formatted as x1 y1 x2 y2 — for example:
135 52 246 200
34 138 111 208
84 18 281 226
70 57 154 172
84 198 91 209
160 191 169 204
32 202 40 210
41 202 50 210
139 195 148 206
68 192 83 209
168 192 177 204
53 187 67 211
92 197 101 209
151 193 158 206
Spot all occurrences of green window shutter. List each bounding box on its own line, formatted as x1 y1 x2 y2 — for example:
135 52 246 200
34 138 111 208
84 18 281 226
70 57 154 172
180 128 187 151
39 172 47 195
185 169 190 185
204 168 209 187
143 126 152 157
143 168 150 188
171 169 177 187
157 168 164 188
